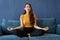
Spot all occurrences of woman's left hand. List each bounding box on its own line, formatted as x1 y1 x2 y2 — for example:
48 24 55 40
43 27 49 31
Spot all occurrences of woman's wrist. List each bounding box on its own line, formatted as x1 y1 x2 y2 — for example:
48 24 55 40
40 28 44 30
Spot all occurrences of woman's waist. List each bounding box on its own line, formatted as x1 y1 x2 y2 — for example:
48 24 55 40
23 26 34 28
24 25 33 27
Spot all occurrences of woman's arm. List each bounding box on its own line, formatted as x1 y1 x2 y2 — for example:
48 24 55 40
33 14 49 31
7 15 24 31
34 21 43 30
13 26 23 30
34 24 48 31
13 15 24 30
34 20 49 31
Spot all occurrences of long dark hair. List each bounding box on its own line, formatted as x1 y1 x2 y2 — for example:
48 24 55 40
23 3 35 26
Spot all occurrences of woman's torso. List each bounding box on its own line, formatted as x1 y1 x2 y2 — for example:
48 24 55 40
20 13 36 28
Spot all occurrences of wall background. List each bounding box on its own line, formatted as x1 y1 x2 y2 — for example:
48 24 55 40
0 0 60 24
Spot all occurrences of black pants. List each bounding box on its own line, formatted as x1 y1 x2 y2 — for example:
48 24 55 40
15 27 45 37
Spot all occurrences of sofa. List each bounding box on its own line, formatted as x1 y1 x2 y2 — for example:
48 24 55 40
0 18 60 40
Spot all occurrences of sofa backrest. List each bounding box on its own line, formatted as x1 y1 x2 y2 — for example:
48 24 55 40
2 18 20 34
1 18 56 35
37 18 56 33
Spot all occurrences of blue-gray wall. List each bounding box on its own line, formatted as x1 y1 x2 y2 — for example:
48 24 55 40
0 0 60 24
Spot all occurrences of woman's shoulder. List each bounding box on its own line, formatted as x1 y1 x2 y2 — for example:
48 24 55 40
20 14 24 18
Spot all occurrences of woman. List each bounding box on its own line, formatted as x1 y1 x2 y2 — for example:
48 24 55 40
7 3 49 37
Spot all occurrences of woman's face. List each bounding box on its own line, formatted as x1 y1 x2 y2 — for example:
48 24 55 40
24 4 31 12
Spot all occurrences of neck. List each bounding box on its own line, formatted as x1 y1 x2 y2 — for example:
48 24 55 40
26 12 29 14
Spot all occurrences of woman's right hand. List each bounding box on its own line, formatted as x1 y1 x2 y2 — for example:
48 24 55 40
43 27 49 31
7 27 14 31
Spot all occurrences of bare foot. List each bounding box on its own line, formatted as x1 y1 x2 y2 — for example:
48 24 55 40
27 33 31 37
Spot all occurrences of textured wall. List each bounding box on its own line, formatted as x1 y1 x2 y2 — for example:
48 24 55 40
0 0 60 24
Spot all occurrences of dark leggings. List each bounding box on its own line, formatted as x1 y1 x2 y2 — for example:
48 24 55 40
15 27 45 37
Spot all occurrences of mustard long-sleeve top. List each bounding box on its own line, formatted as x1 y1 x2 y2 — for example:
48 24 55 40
20 13 36 28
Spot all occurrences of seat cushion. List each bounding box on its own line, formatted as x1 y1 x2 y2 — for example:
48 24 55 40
37 18 56 33
2 18 20 34
0 35 20 40
29 34 60 40
0 35 27 40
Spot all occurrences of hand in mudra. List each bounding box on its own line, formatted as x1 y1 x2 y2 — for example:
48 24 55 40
43 27 49 31
7 27 14 31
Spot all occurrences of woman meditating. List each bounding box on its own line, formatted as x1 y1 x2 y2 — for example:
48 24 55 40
7 3 49 37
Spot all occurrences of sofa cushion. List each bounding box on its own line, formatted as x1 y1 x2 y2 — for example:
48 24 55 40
2 18 20 34
0 35 27 40
37 18 56 33
29 34 60 40
0 35 20 40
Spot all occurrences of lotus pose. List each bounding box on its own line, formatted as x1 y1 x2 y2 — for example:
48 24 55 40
7 3 49 37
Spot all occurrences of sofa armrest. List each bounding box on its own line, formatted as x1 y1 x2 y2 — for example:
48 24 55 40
0 24 3 36
56 24 60 34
